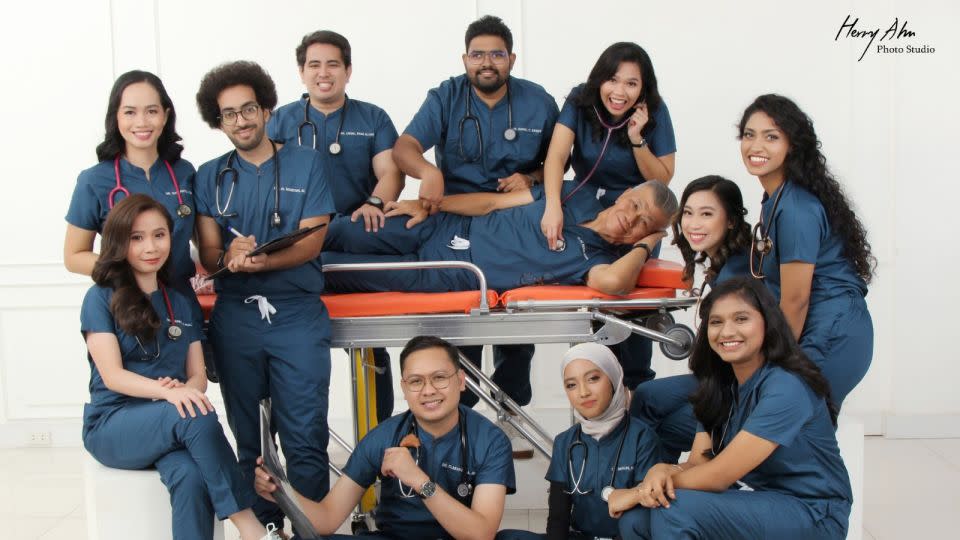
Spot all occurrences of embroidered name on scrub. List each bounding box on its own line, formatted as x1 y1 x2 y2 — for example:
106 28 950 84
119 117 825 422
281 187 306 194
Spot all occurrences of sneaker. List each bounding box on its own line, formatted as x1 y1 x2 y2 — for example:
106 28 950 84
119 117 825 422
499 413 534 460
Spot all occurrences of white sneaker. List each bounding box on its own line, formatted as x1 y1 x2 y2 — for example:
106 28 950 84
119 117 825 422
499 414 534 460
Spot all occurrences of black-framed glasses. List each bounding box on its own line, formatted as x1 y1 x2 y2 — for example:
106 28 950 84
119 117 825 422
466 50 509 65
402 370 459 392
219 103 261 126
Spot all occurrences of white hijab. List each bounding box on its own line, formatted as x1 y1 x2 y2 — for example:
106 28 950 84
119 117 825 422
562 343 628 440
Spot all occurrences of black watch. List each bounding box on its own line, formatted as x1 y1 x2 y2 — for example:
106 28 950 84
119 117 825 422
418 480 437 499
631 137 648 149
633 242 651 257
365 195 385 211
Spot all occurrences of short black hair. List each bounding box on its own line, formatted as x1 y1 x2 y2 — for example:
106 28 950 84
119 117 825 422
296 30 351 68
195 61 278 129
399 336 462 373
464 15 513 54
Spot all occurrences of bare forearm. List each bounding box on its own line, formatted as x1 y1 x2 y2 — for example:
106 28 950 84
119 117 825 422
393 136 437 180
64 251 98 276
633 149 673 184
780 298 809 340
423 490 499 540
102 370 170 401
587 248 648 295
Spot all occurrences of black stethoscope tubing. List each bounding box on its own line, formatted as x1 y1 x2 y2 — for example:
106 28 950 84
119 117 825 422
215 140 282 228
458 80 515 163
394 410 473 499
564 416 629 497
136 282 182 358
298 93 348 155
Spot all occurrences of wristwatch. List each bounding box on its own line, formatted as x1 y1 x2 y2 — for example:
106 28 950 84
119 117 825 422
418 480 437 499
631 137 647 149
365 195 385 211
632 242 651 258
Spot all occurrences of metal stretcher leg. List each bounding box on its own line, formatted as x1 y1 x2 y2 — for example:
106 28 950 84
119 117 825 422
349 347 380 516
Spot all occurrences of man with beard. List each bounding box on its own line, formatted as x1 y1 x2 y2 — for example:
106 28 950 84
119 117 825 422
393 16 559 455
193 61 335 536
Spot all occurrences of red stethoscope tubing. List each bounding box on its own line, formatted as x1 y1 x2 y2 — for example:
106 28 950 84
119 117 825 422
109 157 184 209
561 108 632 204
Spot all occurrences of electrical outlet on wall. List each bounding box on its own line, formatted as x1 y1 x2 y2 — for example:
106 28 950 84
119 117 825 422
28 431 52 447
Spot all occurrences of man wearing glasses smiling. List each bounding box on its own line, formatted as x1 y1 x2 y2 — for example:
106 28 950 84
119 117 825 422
193 61 335 536
393 16 560 456
255 336 515 539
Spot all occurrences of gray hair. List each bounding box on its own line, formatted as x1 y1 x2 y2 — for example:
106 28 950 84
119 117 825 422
636 181 678 220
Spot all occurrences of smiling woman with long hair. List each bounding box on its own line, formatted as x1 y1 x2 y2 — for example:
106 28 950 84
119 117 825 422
81 195 278 540
618 277 852 539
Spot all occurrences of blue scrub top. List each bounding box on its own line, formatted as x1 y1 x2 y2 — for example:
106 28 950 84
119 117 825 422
268 96 398 214
194 143 335 298
700 364 852 522
66 158 197 284
546 417 661 538
757 182 867 304
713 249 751 286
403 74 559 194
342 405 516 539
467 183 619 289
558 84 676 207
80 284 202 430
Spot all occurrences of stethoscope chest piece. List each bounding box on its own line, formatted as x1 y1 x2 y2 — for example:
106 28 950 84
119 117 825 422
600 485 614 502
754 235 773 255
176 204 192 218
457 482 472 498
167 325 182 341
328 141 342 155
503 127 517 141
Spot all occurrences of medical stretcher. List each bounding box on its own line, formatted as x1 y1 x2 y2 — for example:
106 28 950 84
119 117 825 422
196 258 696 524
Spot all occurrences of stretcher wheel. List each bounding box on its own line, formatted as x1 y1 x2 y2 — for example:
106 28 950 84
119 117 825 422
660 324 695 361
645 312 675 332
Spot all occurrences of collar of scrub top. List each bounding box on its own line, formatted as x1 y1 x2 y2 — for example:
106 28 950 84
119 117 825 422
749 181 788 279
215 139 283 228
135 281 183 358
110 156 191 218
394 409 473 499
561 107 632 204
297 93 349 155
458 78 516 163
564 415 630 498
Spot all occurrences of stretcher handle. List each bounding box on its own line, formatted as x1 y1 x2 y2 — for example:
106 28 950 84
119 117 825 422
463 375 553 459
591 311 686 347
506 297 696 311
322 261 491 313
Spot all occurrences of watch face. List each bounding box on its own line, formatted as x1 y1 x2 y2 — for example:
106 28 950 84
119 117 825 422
420 480 437 498
366 196 384 210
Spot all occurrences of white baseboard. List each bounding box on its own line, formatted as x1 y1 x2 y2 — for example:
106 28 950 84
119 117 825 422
884 414 960 439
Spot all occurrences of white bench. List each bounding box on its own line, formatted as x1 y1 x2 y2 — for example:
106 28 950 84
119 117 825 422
84 453 226 540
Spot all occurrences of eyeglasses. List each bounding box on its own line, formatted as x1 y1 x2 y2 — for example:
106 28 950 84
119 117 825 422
466 50 509 65
402 370 459 392
219 103 261 126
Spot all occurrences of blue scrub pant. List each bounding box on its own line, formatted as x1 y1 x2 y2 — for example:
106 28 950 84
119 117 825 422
799 293 873 408
459 344 534 407
618 488 848 539
631 375 698 462
495 531 597 539
84 402 257 540
210 295 331 532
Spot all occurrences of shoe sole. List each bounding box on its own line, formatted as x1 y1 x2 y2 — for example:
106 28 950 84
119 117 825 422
512 449 534 460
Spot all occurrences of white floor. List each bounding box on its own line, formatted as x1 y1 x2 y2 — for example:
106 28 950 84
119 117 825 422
4 437 958 539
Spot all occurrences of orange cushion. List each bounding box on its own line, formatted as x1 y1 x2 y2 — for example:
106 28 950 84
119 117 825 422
322 290 499 317
500 285 677 305
636 259 690 289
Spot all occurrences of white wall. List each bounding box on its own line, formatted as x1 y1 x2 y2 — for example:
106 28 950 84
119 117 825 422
1 0 957 446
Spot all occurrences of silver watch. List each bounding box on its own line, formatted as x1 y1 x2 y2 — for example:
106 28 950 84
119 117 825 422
418 480 437 499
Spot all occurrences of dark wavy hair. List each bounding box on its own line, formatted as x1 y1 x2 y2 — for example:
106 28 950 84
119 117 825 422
91 194 174 341
399 335 462 374
196 61 278 129
465 15 513 53
689 277 837 458
672 176 752 284
738 94 875 283
95 70 183 162
296 30 351 67
576 42 662 147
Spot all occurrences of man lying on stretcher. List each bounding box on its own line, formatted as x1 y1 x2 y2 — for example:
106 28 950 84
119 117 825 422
322 181 678 296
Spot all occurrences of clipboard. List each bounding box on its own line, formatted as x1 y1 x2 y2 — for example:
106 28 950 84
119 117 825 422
203 223 327 281
259 399 321 538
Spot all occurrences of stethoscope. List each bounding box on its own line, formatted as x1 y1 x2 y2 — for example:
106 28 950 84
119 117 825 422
297 93 348 155
395 410 473 500
564 416 629 501
561 107 632 204
749 181 787 279
215 140 283 228
110 157 191 218
458 80 516 163
134 282 183 358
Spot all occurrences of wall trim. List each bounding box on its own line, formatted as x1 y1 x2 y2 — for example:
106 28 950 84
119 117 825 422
884 414 960 439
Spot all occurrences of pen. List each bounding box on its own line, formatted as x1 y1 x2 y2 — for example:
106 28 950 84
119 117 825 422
228 226 245 239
